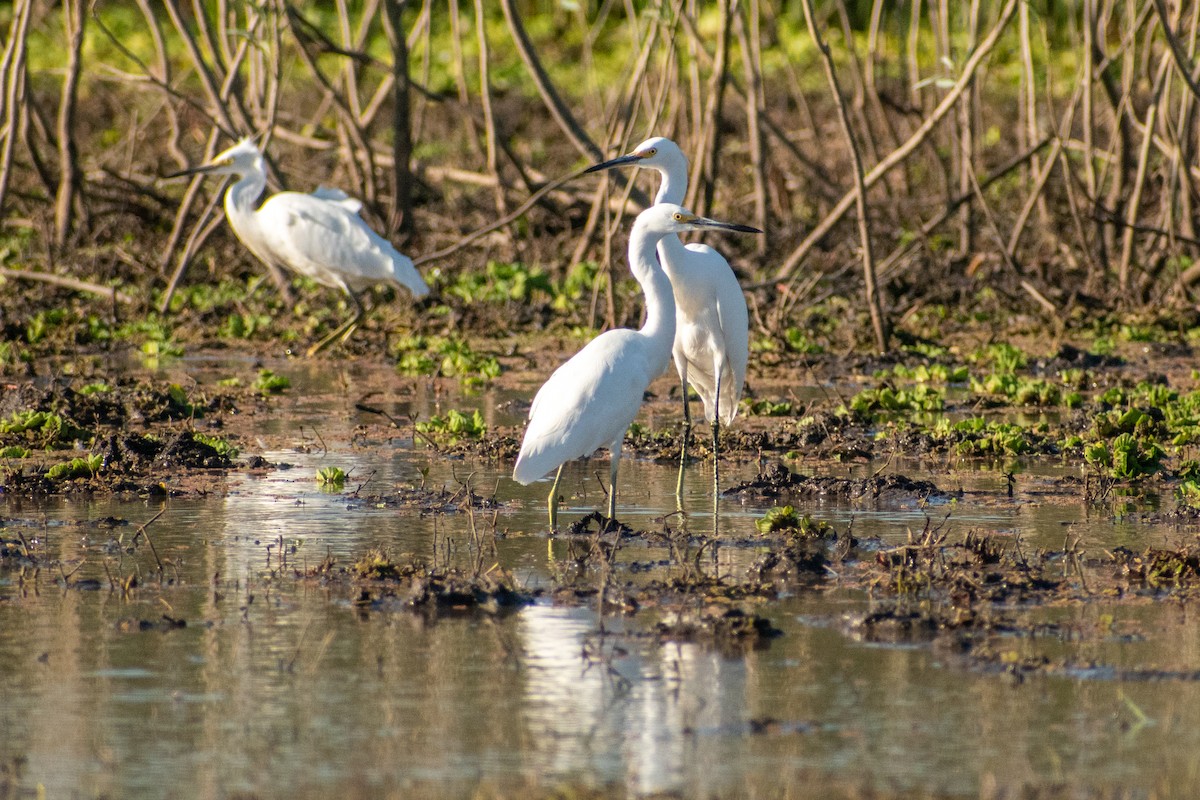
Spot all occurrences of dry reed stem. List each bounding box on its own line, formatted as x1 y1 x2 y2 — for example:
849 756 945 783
776 0 1020 282
801 0 888 353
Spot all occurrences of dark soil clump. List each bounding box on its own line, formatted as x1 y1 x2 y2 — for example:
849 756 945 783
354 483 504 513
725 463 945 502
304 550 537 614
655 605 782 648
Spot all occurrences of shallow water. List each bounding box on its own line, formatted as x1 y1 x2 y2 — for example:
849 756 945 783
3 366 1200 798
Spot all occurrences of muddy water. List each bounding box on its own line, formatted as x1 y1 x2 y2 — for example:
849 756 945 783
3 363 1200 798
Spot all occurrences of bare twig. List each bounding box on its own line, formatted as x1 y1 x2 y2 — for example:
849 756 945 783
53 0 86 250
0 0 32 217
776 0 1020 281
1118 52 1171 296
382 0 414 234
411 169 587 268
0 267 135 305
801 0 889 352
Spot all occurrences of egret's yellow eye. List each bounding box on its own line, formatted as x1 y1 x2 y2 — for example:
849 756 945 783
673 212 684 221
646 148 657 156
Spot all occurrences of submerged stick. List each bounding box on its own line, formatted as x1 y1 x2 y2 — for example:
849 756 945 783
136 508 168 576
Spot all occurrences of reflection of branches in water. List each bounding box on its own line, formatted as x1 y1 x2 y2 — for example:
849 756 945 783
661 519 716 585
581 630 633 698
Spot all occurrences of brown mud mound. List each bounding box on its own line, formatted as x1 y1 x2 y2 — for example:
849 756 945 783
654 605 782 649
622 410 870 461
352 483 504 513
844 605 1008 644
725 463 945 502
0 376 249 497
303 550 538 613
566 511 635 536
1 431 239 498
748 528 860 584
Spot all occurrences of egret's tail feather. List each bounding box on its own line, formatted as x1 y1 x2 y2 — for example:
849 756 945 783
393 254 430 298
512 454 549 486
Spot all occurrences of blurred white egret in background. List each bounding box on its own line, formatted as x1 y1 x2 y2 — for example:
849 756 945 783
512 203 759 531
168 139 429 356
586 137 751 504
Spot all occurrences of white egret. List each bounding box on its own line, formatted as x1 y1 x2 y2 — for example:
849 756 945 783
512 203 759 531
586 136 751 503
168 139 430 356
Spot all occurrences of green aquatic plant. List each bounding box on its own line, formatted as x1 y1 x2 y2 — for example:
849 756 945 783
220 312 272 340
354 549 402 581
977 342 1027 374
783 327 825 355
437 337 501 387
741 398 795 417
552 261 605 313
847 384 945 417
0 410 90 448
316 466 347 490
755 507 834 538
46 454 103 480
164 384 200 417
438 259 606 318
755 505 803 534
394 335 500 388
415 409 486 445
936 417 1031 456
1085 433 1165 481
254 369 291 395
166 277 265 314
0 446 30 458
120 318 184 359
886 363 969 383
194 434 239 460
902 339 952 360
971 373 1078 407
25 309 69 345
1090 407 1167 440
1177 461 1200 507
445 260 554 304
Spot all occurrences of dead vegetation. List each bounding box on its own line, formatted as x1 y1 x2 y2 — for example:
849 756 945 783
2 2 1200 352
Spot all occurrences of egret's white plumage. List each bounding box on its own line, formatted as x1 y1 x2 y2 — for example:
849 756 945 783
170 139 429 356
513 203 758 530
586 137 752 500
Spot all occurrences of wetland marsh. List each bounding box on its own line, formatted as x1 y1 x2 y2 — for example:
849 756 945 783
8 1 1200 797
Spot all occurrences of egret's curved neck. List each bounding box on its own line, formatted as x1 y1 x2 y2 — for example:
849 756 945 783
652 160 687 206
223 166 267 229
628 224 676 358
655 234 690 281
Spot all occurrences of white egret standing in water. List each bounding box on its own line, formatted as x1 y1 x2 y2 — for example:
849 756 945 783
585 137 751 505
512 203 759 531
168 139 429 356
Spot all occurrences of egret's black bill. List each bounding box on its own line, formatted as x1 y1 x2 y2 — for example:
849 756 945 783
584 153 643 174
693 217 763 235
163 163 221 180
